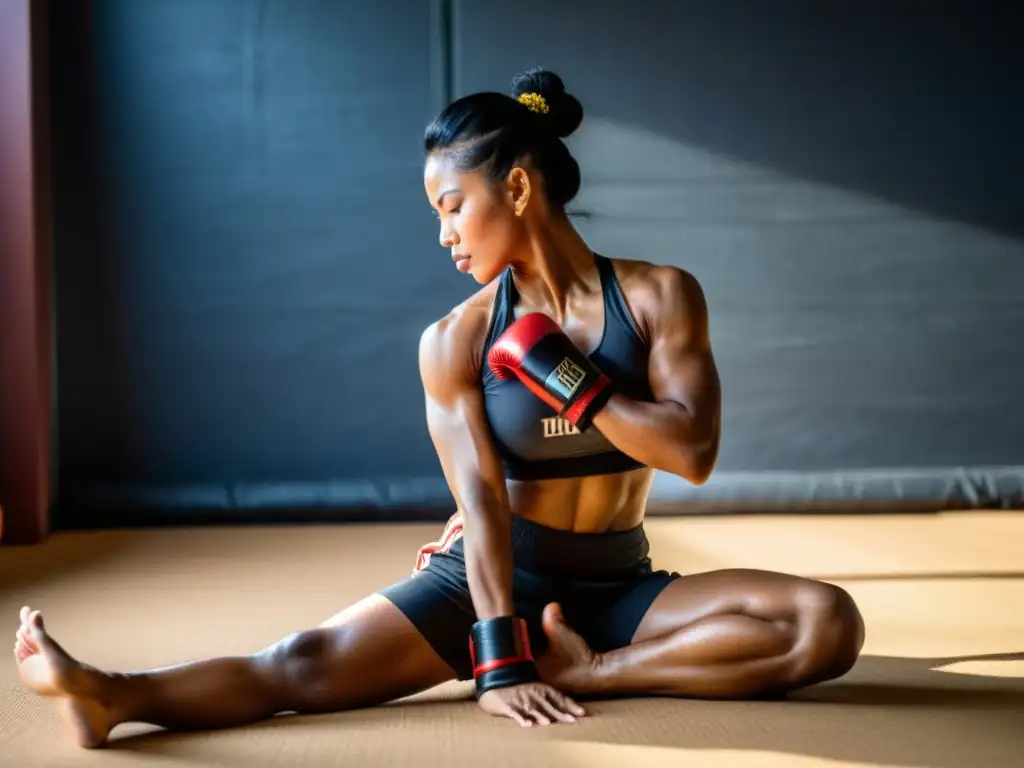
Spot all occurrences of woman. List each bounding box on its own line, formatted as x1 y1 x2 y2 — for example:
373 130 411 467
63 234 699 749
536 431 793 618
14 68 864 747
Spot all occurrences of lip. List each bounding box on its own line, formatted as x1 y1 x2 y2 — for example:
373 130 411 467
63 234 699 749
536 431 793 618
452 254 471 273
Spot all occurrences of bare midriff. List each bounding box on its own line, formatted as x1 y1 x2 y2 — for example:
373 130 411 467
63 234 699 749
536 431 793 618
506 468 654 533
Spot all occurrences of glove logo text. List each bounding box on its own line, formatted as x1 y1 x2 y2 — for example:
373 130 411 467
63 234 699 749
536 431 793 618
554 357 586 396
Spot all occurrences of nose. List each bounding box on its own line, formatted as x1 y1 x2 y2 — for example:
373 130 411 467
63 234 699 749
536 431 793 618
439 219 458 249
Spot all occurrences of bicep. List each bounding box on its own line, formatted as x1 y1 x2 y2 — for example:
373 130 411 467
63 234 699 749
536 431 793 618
423 387 509 515
419 322 509 517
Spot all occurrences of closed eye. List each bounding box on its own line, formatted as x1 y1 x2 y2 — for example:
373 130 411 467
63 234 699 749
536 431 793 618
433 205 461 219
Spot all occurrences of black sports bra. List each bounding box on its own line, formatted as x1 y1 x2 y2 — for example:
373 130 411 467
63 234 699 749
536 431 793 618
480 255 655 481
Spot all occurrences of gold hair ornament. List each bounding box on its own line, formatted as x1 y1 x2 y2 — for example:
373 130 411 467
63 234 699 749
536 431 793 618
517 92 550 114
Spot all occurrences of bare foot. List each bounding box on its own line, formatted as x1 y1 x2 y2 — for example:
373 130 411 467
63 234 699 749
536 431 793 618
535 603 600 694
13 607 118 748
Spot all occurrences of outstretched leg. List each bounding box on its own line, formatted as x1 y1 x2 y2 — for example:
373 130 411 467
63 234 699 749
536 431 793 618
538 569 865 699
13 594 455 748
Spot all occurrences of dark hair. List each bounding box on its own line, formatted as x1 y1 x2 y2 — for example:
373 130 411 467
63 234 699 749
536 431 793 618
424 68 585 208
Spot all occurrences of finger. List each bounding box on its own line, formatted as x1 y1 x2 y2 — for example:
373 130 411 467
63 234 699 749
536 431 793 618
537 696 577 724
505 703 534 728
547 689 587 720
20 606 30 624
560 695 588 718
545 688 588 717
515 697 551 726
526 704 553 726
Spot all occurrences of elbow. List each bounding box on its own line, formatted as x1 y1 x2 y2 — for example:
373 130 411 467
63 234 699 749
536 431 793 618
681 456 716 486
687 463 715 486
668 438 719 486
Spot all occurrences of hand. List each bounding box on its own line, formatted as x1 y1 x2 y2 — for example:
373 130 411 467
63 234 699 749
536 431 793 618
488 313 613 430
477 682 587 727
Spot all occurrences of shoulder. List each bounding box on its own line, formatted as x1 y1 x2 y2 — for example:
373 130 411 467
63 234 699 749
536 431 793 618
418 281 500 399
607 257 709 342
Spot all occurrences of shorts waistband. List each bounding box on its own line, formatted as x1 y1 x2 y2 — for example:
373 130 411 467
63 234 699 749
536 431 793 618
507 515 651 577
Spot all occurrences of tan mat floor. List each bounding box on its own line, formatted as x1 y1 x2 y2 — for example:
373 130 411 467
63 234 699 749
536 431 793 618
1 511 1022 767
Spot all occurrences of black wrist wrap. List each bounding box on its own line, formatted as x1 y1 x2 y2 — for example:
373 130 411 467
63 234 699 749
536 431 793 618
469 616 539 698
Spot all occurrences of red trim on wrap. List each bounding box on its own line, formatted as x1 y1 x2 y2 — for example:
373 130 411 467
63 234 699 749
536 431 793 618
473 655 534 677
563 375 612 425
469 616 534 679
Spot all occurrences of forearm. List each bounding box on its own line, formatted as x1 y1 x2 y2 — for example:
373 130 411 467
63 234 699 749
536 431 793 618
459 482 516 618
591 393 718 483
461 498 542 698
463 517 515 618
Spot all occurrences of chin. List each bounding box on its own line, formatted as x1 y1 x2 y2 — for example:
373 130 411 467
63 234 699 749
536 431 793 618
469 261 504 285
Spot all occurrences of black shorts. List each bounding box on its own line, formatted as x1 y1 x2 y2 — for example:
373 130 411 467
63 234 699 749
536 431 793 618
379 515 679 681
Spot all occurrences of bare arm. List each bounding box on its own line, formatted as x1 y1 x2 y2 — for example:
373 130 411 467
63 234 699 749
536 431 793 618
419 310 514 619
591 267 721 484
420 306 590 724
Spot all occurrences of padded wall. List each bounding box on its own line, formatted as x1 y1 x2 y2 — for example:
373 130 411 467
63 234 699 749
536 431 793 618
451 0 1024 509
51 0 464 525
51 1 1022 526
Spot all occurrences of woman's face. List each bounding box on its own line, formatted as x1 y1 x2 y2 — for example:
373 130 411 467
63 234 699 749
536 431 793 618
424 153 528 285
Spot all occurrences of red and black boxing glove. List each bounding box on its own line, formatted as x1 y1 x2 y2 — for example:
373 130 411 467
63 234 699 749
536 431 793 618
488 313 614 431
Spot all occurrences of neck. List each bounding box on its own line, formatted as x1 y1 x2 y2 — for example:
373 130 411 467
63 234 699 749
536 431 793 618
509 213 598 320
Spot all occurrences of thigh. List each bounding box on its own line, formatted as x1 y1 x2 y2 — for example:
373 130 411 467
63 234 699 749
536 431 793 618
631 568 835 644
377 567 478 681
267 590 458 713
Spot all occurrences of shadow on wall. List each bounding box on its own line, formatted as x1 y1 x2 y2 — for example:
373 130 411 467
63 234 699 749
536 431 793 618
531 2 1021 240
455 0 1024 479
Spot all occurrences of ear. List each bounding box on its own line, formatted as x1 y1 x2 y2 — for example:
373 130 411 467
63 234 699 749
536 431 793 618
505 166 532 216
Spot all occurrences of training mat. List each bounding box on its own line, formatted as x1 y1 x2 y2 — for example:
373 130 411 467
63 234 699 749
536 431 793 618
1 511 1022 767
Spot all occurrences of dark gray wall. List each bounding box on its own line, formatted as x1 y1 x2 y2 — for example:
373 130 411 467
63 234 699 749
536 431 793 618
51 0 459 525
51 1 1022 526
452 0 1024 507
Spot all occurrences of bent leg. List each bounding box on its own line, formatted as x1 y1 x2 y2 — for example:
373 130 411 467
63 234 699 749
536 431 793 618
564 569 865 699
14 593 455 748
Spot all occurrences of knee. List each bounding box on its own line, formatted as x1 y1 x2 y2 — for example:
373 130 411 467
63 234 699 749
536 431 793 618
262 628 345 692
789 582 865 685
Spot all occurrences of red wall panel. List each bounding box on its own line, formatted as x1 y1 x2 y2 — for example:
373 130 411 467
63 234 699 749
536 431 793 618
0 0 52 545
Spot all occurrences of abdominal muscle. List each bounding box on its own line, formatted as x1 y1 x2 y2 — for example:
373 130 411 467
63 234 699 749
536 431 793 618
506 468 655 533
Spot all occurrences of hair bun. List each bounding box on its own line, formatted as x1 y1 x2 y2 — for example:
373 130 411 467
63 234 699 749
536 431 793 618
511 67 583 139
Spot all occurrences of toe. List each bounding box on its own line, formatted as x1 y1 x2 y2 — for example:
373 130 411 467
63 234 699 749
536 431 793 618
18 626 40 654
542 602 565 626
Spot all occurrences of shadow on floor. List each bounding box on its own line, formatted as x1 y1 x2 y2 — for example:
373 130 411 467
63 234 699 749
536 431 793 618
102 652 1023 768
810 571 1024 582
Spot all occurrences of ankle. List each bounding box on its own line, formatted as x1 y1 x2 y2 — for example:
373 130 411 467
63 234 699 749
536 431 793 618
565 651 607 696
589 651 613 687
86 670 133 725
